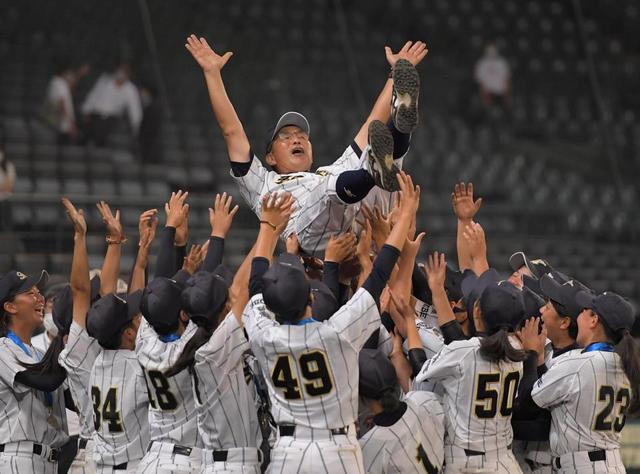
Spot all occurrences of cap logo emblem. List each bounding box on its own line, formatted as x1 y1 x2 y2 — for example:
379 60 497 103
565 280 575 287
530 259 548 266
16 272 27 280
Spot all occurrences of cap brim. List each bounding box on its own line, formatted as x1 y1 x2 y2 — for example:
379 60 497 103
276 253 306 273
509 252 529 273
575 290 596 311
16 270 49 295
270 111 310 142
540 274 564 303
522 275 542 295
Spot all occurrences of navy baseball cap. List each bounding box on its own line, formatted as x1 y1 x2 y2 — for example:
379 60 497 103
480 281 525 332
461 268 500 321
509 252 553 279
575 291 635 334
310 280 338 322
359 349 398 399
521 285 545 320
263 253 311 321
86 290 142 346
141 278 184 335
265 111 310 153
181 271 229 328
540 274 592 319
0 270 48 308
52 276 102 336
445 265 464 302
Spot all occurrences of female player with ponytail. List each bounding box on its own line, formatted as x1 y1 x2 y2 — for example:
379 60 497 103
415 252 526 474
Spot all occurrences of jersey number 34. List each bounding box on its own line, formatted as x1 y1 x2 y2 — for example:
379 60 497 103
271 351 334 400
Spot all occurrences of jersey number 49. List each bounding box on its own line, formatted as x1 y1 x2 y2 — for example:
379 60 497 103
271 351 334 400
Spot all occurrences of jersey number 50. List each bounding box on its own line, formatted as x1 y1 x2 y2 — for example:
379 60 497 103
474 371 520 419
271 351 334 400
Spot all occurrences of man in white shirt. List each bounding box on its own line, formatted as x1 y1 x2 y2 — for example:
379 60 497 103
44 63 88 145
474 42 511 108
81 63 143 146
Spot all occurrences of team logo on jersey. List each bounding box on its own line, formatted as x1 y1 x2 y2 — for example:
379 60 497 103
275 174 305 185
315 170 329 177
16 272 27 280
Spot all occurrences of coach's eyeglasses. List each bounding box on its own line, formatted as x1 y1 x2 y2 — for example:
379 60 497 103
276 130 309 142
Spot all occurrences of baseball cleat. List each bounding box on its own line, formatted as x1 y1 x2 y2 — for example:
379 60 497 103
367 120 400 192
391 59 420 134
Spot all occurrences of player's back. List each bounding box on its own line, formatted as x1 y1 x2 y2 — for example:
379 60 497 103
359 391 445 474
90 348 150 466
418 337 523 453
135 319 200 447
532 350 630 456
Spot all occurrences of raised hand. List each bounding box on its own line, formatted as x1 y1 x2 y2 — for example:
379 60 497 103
286 233 300 255
138 209 158 249
62 197 87 236
356 220 373 266
452 182 482 221
462 222 487 260
165 190 189 229
396 171 421 217
96 200 124 242
425 251 447 291
385 41 429 67
182 244 205 274
360 204 390 249
517 317 547 358
185 34 233 73
260 192 295 234
325 233 357 264
404 232 426 257
210 192 240 238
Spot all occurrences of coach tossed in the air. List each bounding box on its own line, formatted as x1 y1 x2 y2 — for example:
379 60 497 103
186 34 427 255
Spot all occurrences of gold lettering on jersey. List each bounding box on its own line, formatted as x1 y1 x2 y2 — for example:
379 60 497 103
315 170 329 177
275 175 305 185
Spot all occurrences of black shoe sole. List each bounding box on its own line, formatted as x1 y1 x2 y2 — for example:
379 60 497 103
367 120 400 192
392 59 420 134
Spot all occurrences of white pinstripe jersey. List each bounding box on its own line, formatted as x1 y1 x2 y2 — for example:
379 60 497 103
193 311 261 450
531 350 630 457
89 349 150 466
135 319 200 447
359 391 445 474
243 287 380 429
406 321 445 394
0 337 69 447
416 337 523 453
231 146 361 243
58 322 102 440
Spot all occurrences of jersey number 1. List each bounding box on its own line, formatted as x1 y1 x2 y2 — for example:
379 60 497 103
91 386 124 432
271 351 333 400
416 444 438 474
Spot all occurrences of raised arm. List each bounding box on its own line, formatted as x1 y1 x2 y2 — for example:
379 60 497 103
425 252 457 328
451 182 482 272
186 35 250 164
96 200 124 295
462 221 489 276
62 198 90 328
324 233 357 298
230 242 257 323
202 192 239 272
353 41 428 150
156 190 189 278
129 209 158 293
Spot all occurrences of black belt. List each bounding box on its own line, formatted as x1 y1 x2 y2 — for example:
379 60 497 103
213 450 228 462
113 462 128 470
172 444 193 457
78 438 89 450
464 443 512 457
553 450 606 469
0 443 59 462
278 425 349 437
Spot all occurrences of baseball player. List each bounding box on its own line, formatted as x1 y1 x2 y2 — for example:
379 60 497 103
185 34 427 255
0 269 69 474
517 291 638 473
136 275 202 473
415 253 526 474
242 172 419 473
358 348 445 473
86 291 150 473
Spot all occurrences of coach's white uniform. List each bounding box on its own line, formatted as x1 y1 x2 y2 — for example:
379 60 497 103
531 350 628 474
232 144 398 256
243 287 381 473
359 391 445 473
90 349 150 473
192 312 262 473
135 320 202 473
0 337 69 474
59 322 102 473
416 337 523 474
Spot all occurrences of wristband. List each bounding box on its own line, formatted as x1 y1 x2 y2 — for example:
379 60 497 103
259 220 276 231
106 236 127 245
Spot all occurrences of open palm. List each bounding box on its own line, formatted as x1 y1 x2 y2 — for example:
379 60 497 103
185 34 233 73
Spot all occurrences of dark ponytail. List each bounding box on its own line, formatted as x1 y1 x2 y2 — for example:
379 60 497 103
0 311 10 337
479 328 527 363
164 325 212 378
607 327 640 416
20 333 66 374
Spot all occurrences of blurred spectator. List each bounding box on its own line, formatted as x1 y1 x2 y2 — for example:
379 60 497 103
81 62 143 146
43 61 90 145
0 149 16 230
138 83 162 164
474 42 511 109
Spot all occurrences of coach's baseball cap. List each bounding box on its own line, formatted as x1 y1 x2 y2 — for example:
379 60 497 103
310 280 339 322
461 268 500 321
359 349 398 399
86 291 142 346
181 270 229 328
480 281 525 332
509 252 553 279
521 285 545 320
445 265 464 302
575 291 635 333
265 111 311 153
0 270 49 309
540 274 591 319
141 278 184 335
52 276 102 336
263 253 311 321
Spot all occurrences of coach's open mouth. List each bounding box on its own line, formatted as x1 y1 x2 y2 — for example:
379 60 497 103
291 146 305 156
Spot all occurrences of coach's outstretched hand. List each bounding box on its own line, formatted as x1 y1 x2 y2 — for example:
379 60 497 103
210 192 239 238
185 34 233 73
452 182 482 222
385 41 429 68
